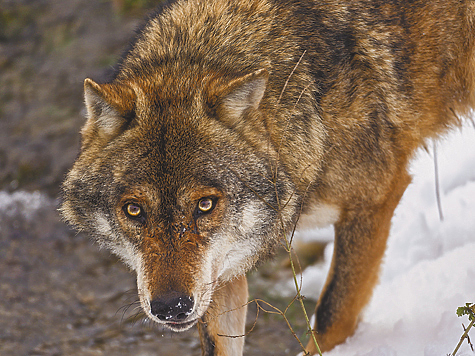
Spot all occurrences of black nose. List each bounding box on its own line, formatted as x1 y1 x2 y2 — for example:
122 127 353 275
150 293 194 322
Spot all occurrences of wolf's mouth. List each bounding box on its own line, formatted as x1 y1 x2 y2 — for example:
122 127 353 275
164 318 198 332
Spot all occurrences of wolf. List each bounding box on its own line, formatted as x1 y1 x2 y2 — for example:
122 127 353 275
60 0 475 354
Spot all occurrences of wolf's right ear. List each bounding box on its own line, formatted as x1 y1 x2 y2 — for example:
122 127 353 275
208 69 268 128
82 78 136 144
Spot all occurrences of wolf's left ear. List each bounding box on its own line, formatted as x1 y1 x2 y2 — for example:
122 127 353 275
213 69 268 125
82 78 136 144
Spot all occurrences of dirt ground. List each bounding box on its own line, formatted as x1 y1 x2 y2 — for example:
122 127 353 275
0 1 320 355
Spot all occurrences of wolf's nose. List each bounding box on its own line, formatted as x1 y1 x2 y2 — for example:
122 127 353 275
150 293 194 322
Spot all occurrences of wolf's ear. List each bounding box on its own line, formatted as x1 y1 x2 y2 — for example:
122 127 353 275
82 78 136 143
213 69 268 125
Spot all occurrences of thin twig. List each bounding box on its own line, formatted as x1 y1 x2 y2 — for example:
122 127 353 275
274 175 322 356
277 50 307 105
452 319 475 355
433 140 444 221
284 232 323 356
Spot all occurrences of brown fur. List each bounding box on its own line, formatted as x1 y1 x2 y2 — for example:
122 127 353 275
61 0 475 354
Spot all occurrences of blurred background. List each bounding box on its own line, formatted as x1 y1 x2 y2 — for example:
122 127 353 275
0 1 318 355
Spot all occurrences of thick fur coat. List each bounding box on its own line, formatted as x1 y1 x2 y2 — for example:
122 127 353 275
61 0 475 354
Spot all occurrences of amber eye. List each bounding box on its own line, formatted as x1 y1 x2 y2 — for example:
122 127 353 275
123 203 144 220
198 198 214 213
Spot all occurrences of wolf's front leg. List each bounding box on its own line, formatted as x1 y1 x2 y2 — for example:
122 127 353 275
305 172 411 354
198 275 248 356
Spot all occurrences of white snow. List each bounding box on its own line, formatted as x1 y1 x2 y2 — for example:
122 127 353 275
0 190 51 223
289 122 475 356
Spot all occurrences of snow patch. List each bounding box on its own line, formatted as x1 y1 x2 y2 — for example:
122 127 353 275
284 123 475 355
0 190 51 221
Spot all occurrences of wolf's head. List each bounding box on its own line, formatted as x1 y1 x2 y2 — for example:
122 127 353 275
60 68 297 330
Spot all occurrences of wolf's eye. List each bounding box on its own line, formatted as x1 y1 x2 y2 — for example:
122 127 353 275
197 198 214 214
123 203 144 220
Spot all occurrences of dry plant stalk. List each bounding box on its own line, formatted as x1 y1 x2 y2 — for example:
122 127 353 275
201 50 324 355
203 168 322 355
273 50 323 356
451 304 475 356
433 141 444 221
273 179 323 356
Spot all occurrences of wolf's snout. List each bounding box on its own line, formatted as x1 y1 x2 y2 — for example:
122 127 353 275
150 293 194 322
